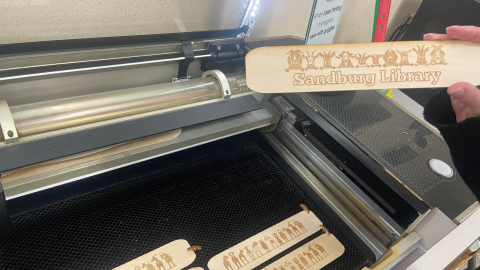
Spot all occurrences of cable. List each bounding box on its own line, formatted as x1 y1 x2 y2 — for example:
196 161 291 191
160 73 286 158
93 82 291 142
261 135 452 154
388 13 416 41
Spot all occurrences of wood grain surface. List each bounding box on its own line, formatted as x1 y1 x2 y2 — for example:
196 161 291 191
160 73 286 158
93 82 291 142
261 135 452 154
207 211 323 270
262 234 345 270
113 239 196 270
246 40 480 93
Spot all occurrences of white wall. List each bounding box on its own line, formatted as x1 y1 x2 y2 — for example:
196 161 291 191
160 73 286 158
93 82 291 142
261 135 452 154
0 0 422 44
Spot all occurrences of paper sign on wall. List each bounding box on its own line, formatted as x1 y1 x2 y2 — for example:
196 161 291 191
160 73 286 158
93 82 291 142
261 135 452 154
305 0 345 45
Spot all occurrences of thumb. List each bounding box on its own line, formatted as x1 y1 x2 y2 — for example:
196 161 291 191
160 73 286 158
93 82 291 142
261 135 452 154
447 82 480 108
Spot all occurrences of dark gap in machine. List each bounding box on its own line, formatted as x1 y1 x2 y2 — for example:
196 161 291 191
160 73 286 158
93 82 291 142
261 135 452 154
302 123 419 229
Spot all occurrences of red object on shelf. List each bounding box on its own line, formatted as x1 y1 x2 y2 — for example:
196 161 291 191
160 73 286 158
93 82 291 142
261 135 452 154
373 0 392 42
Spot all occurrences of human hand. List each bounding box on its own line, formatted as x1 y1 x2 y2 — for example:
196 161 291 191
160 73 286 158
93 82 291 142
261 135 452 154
424 26 480 122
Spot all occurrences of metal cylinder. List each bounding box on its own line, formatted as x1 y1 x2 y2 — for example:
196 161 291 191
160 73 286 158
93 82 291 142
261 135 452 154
10 72 249 137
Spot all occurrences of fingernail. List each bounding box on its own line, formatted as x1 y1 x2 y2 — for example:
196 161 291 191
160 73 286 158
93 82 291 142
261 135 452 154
446 25 459 29
448 87 465 96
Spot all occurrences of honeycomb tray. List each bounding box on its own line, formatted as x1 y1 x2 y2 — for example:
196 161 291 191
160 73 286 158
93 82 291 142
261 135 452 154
0 141 368 269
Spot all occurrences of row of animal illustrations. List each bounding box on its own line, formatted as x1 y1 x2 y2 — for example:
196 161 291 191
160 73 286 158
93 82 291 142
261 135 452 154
285 45 447 72
223 220 307 270
268 242 329 270
133 252 176 270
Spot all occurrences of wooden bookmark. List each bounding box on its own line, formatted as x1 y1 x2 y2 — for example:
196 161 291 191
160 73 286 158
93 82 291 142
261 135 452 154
207 210 323 270
113 239 197 270
245 40 480 93
262 232 345 270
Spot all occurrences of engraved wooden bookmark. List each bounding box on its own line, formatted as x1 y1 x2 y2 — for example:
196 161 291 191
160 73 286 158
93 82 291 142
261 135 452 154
262 232 345 270
207 210 323 270
245 40 480 93
113 239 197 270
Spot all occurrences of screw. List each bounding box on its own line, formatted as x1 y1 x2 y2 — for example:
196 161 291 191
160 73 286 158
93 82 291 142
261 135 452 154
217 45 222 51
236 44 241 50
7 130 13 138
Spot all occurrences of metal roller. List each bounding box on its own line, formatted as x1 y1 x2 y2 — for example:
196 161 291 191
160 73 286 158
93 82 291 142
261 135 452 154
8 72 248 138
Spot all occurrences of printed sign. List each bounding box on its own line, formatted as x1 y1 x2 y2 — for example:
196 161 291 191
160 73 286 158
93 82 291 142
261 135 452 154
305 0 345 45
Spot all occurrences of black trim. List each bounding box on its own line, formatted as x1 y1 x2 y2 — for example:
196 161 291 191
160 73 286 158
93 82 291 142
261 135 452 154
0 95 262 172
285 93 430 214
0 26 248 56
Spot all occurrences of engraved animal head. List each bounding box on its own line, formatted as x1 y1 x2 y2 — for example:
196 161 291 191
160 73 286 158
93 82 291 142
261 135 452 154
259 239 265 244
384 49 398 62
286 50 303 66
151 255 158 262
273 233 279 238
355 53 368 59
302 51 321 66
413 45 429 61
319 51 335 63
244 246 251 251
355 53 369 64
430 45 445 60
293 258 300 263
339 51 353 60
396 49 412 62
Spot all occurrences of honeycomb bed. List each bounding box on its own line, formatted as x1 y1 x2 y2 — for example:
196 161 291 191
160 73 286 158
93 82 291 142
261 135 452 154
0 136 370 270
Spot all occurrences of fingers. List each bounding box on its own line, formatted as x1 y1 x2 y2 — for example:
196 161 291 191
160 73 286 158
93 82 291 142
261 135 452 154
447 82 480 109
446 25 480 42
423 33 451 41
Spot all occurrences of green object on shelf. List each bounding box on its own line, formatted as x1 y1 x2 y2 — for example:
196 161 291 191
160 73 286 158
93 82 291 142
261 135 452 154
372 0 380 42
